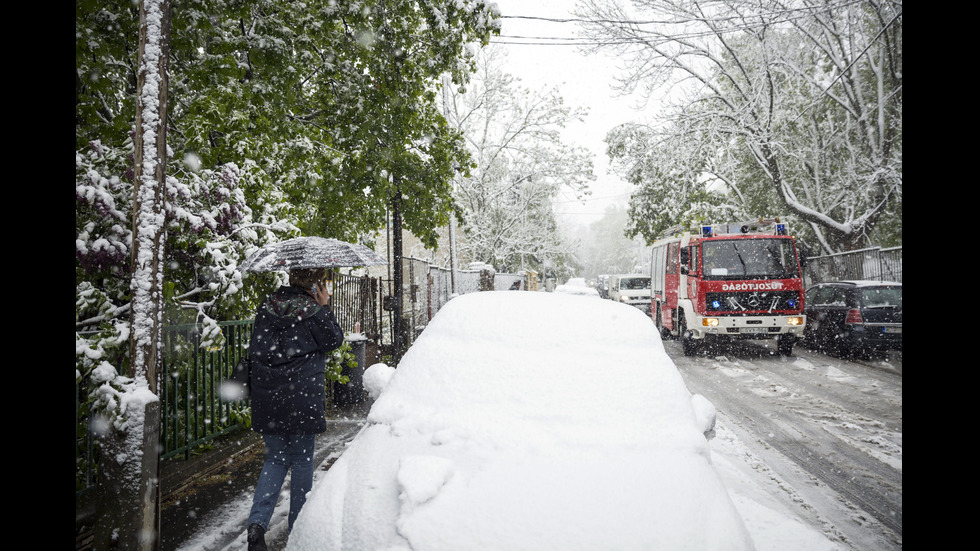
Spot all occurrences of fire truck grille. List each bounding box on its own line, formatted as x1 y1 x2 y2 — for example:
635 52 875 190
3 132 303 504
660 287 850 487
705 290 801 313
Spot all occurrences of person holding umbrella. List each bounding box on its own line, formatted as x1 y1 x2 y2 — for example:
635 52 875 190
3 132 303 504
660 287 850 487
245 267 344 551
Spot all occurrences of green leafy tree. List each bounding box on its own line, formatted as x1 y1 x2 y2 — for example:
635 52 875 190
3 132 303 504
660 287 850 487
77 0 500 335
606 122 739 244
76 1 501 510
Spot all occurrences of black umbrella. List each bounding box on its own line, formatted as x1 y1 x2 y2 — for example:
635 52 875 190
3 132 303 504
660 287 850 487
238 236 387 272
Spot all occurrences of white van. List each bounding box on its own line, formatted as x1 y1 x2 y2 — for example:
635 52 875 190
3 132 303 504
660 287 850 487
608 274 652 314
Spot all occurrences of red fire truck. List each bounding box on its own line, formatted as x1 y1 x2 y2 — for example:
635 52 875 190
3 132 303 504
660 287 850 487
650 219 806 356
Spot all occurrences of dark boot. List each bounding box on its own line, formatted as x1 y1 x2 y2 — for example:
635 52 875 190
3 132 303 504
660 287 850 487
247 523 268 551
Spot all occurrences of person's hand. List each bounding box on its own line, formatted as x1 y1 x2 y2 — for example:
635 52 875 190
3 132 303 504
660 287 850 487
313 282 332 306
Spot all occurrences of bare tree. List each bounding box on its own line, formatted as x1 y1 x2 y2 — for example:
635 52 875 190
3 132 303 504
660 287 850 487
440 47 595 272
577 0 901 253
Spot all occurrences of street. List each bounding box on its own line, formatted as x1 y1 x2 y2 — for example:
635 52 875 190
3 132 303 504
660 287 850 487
668 339 902 550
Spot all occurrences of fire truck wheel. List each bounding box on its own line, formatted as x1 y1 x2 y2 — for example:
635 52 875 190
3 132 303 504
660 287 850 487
679 313 699 356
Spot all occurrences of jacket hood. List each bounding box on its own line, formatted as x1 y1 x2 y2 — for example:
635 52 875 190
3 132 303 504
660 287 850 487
262 285 322 326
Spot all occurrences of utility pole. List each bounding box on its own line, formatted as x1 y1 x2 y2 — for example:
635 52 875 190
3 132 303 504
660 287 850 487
449 165 462 295
448 215 458 295
392 176 404 366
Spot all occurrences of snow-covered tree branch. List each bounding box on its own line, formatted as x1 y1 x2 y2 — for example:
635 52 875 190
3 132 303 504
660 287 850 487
440 47 595 274
577 0 901 253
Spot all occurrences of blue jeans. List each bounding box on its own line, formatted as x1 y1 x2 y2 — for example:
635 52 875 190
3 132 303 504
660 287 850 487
247 433 317 531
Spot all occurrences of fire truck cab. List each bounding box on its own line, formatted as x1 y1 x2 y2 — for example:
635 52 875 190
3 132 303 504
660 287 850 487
650 220 806 356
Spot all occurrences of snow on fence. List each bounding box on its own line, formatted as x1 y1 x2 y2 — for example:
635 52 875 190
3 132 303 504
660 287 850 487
455 268 485 295
428 266 452 317
804 246 903 287
494 272 524 291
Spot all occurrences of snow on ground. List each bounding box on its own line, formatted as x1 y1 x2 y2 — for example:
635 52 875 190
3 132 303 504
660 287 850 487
710 420 841 551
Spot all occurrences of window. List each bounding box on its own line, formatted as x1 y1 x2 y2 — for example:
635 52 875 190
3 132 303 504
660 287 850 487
621 277 650 290
812 286 847 306
651 246 665 293
701 238 799 280
860 287 902 309
667 243 679 274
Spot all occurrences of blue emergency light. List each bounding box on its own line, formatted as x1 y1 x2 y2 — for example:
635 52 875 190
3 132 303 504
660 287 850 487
700 225 714 237
775 223 787 235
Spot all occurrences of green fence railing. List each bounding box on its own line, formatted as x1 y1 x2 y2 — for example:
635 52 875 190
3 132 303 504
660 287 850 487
76 320 254 497
160 319 254 461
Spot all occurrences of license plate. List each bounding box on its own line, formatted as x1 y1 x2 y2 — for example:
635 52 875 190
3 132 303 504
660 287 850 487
883 326 902 334
740 327 767 333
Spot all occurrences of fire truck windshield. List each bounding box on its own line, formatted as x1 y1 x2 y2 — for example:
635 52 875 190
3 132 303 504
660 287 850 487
700 238 799 280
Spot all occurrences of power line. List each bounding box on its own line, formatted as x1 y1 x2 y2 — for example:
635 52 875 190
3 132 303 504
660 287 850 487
495 1 875 46
499 1 869 28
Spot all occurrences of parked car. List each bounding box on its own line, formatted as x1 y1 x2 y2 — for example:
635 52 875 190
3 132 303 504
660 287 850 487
286 292 753 551
607 274 652 314
802 280 902 357
596 274 610 299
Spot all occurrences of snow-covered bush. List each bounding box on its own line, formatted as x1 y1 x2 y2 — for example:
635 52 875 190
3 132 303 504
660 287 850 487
75 138 297 435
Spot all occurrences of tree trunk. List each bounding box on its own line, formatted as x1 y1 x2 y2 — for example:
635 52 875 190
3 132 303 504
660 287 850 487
94 402 162 550
95 1 170 549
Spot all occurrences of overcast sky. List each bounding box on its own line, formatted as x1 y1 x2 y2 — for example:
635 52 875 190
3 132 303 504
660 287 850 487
489 0 650 228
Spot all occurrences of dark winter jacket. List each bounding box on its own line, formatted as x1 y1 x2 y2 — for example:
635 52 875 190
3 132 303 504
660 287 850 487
248 285 344 435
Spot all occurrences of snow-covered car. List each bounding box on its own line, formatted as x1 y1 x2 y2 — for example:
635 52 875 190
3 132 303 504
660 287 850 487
802 280 902 357
286 291 752 551
553 283 600 297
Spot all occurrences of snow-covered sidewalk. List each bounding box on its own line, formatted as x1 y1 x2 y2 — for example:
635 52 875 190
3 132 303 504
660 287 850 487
169 418 367 551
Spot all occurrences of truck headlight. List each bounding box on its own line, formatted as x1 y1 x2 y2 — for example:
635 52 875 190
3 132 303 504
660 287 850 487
702 318 720 326
787 316 804 326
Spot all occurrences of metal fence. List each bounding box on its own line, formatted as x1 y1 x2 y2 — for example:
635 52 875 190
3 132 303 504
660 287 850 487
331 273 382 338
402 257 432 338
76 320 255 497
160 320 253 461
429 266 453 318
456 268 486 294
77 277 377 497
804 246 903 288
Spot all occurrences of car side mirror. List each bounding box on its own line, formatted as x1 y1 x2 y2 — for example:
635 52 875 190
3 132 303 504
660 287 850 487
691 394 716 441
